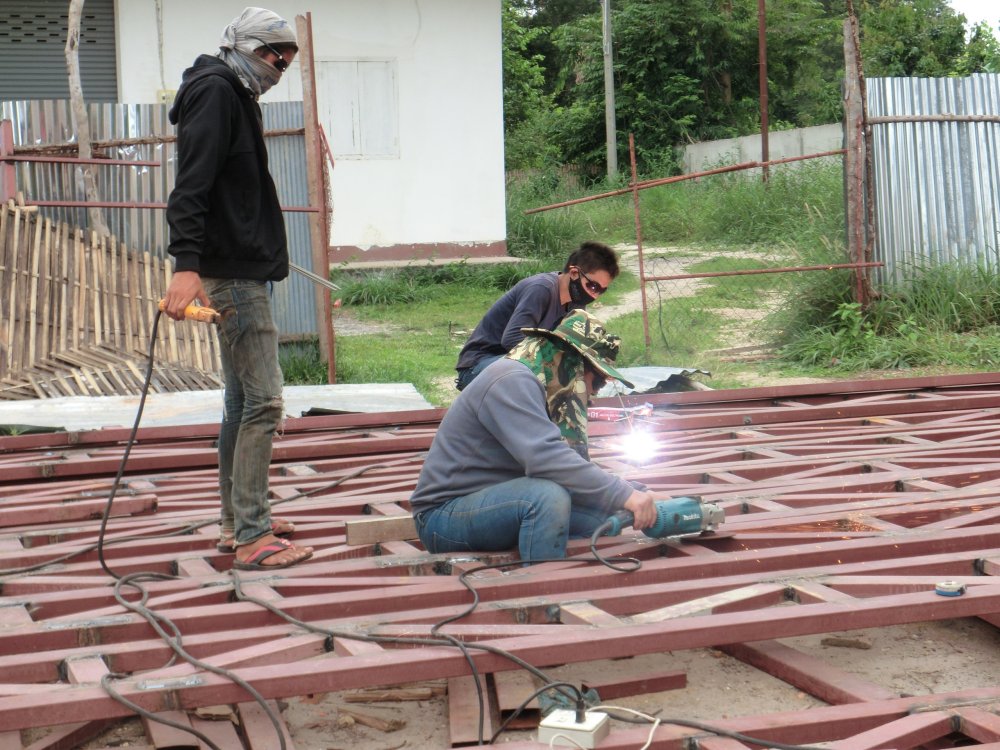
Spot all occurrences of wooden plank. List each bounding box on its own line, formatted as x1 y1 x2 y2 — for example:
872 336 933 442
91 232 103 345
630 583 787 624
0 604 32 628
188 715 244 750
57 222 70 357
38 218 53 371
6 204 22 372
559 601 625 627
494 671 539 729
140 710 199 749
19 720 117 750
237 701 297 750
27 208 42 368
345 515 417 546
448 674 493 747
63 654 109 685
127 242 142 351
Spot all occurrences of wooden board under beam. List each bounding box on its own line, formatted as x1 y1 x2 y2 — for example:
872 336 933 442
345 515 418 546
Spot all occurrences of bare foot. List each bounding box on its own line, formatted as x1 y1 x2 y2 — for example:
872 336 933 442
233 534 313 570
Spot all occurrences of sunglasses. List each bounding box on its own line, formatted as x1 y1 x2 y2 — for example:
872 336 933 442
253 38 290 72
576 267 608 296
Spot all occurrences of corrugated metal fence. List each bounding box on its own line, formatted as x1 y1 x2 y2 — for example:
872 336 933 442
0 99 318 338
867 74 1000 284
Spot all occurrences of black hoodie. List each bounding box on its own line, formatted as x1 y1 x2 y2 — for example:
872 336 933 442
166 55 288 281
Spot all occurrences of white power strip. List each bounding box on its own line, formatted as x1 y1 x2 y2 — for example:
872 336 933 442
537 709 610 749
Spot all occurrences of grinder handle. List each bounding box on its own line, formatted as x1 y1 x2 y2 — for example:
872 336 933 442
157 299 220 324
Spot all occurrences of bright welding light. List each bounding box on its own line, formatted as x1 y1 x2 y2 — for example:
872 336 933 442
617 428 658 465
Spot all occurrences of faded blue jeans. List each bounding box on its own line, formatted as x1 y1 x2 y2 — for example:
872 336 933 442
414 477 616 562
455 354 502 391
204 278 284 547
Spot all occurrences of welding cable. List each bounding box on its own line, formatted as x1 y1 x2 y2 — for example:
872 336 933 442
95 309 165 581
104 570 287 750
0 437 425 577
230 569 589 746
100 673 225 750
76 308 289 750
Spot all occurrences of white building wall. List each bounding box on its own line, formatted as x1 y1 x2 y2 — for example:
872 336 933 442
116 0 507 260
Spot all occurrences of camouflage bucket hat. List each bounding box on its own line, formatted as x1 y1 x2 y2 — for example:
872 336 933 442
522 309 634 389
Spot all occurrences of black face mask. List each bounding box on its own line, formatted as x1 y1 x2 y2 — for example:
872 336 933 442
567 275 590 308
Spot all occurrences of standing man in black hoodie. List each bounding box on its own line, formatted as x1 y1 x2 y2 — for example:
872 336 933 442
161 7 313 571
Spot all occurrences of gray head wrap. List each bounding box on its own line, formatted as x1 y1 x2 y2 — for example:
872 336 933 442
217 7 297 98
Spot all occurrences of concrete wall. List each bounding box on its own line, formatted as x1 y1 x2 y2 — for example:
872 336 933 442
682 123 843 174
116 0 507 261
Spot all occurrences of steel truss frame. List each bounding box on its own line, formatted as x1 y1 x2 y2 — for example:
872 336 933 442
1 373 999 748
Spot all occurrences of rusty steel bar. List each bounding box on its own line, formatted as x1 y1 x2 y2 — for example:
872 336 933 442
524 149 848 214
644 260 883 282
22 200 319 212
0 155 161 167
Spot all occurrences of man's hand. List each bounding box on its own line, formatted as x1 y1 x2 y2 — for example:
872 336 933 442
162 271 209 321
623 489 656 530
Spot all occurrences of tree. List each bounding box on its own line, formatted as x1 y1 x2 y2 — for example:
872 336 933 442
65 0 110 237
502 3 550 130
956 21 1000 74
858 0 967 76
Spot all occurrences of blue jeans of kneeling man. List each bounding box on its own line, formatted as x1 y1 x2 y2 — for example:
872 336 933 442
414 477 615 562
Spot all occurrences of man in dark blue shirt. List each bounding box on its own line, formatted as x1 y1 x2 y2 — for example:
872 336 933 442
454 241 620 391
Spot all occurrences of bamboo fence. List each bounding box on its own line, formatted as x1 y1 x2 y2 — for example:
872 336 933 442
0 198 221 399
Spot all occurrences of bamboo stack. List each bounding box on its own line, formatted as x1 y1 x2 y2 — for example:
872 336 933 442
0 198 222 399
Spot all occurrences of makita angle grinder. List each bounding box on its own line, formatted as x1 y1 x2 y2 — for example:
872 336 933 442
598 495 724 539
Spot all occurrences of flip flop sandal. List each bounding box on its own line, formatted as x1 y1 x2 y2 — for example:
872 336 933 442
216 518 295 553
232 538 313 571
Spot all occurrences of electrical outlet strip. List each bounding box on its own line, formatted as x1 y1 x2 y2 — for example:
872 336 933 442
537 709 610 749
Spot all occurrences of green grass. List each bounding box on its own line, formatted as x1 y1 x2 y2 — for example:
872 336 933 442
776 261 1000 374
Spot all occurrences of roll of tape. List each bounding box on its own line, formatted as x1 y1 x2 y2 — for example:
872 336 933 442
934 581 966 597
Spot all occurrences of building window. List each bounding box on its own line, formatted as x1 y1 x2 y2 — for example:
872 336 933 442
318 60 398 159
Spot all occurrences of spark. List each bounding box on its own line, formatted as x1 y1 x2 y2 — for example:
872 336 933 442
617 428 658 465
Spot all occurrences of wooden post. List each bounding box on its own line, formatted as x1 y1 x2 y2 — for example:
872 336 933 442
843 16 867 307
296 13 335 383
600 0 617 178
758 0 770 182
0 120 15 203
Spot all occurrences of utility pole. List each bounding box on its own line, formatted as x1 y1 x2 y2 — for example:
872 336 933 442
600 0 617 178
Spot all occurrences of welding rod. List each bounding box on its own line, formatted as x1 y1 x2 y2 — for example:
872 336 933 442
290 261 341 292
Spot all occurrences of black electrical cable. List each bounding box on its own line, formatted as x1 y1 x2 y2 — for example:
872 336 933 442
230 568 588 746
588 519 643 572
78 308 289 750
486 680 585 745
2 441 423 577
